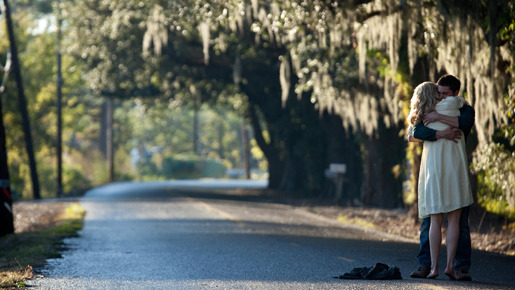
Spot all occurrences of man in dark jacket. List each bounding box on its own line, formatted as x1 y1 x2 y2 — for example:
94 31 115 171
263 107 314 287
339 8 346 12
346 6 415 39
408 74 475 281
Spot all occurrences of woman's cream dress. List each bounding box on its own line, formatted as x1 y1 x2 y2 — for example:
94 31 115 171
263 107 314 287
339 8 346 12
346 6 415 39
418 96 474 218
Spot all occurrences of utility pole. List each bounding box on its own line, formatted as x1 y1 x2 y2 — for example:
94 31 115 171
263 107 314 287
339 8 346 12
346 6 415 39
56 0 63 197
193 89 199 155
106 97 114 182
242 118 250 179
2 0 40 199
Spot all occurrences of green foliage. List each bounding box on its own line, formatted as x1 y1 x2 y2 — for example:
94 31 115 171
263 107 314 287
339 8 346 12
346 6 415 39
472 143 515 218
159 155 226 179
1 5 104 199
492 92 515 150
136 162 160 181
63 167 91 195
471 92 515 218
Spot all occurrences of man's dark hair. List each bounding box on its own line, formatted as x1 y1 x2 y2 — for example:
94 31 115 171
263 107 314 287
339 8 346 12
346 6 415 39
437 74 461 93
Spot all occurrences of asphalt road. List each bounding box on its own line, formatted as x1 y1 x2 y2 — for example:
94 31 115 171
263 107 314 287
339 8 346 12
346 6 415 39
28 180 515 289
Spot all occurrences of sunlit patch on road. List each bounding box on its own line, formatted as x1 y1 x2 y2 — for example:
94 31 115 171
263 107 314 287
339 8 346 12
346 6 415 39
191 199 246 228
337 257 355 262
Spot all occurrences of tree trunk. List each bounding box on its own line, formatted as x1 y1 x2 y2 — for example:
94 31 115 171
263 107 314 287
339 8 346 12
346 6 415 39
3 0 40 199
374 123 405 208
0 83 14 236
278 93 328 194
361 122 405 208
247 103 283 189
217 120 224 159
361 135 377 205
243 55 329 195
100 101 107 157
322 113 363 203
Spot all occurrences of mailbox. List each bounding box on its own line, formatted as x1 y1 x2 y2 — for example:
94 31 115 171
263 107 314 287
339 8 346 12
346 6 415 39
329 163 346 174
326 163 346 201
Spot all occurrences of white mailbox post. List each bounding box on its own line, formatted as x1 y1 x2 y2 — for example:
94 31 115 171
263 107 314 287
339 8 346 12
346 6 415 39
325 163 347 201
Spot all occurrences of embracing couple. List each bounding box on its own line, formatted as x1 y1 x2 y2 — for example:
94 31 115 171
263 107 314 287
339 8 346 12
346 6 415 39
407 74 475 281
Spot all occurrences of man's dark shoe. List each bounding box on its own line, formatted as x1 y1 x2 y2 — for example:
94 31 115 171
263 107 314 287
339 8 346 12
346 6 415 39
410 266 430 278
455 269 472 281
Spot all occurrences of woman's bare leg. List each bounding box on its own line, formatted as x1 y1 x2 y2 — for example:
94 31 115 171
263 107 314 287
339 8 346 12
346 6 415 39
445 208 462 279
428 213 443 278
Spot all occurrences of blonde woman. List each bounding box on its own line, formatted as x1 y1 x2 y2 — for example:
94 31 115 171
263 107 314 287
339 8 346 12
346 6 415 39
408 82 473 279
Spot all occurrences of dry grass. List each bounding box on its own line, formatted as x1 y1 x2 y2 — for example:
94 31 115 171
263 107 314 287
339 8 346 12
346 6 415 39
0 266 34 288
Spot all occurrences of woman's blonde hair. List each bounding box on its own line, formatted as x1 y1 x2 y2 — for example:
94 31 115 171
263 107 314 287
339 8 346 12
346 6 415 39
407 82 439 125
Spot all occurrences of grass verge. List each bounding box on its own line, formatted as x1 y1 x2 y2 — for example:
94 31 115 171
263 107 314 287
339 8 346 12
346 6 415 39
337 214 377 229
0 203 85 288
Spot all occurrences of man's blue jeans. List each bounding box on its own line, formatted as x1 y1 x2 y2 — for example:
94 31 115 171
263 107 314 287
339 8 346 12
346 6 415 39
416 206 471 271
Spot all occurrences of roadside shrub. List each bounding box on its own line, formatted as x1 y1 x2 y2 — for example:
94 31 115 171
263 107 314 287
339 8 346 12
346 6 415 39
63 167 91 196
161 155 226 179
472 143 515 219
